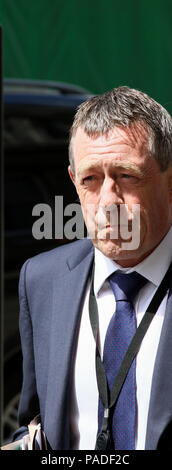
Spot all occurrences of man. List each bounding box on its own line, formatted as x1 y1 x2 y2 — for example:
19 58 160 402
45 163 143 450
14 87 172 450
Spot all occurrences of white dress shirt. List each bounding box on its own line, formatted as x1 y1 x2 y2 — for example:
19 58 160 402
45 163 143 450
70 227 172 450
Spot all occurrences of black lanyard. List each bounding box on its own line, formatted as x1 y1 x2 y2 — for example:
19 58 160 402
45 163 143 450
89 262 172 450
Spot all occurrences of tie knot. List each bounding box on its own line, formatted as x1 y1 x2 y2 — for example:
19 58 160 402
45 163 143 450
109 270 147 302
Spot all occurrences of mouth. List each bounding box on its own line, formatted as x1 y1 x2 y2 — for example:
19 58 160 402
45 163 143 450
99 224 131 230
96 224 133 241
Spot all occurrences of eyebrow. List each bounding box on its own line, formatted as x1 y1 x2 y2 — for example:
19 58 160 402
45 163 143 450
77 160 144 178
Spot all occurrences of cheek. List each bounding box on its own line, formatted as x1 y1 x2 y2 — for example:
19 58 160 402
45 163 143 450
76 189 97 227
139 194 169 236
76 186 99 210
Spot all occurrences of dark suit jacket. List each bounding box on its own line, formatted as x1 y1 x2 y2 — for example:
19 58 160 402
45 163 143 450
14 238 172 449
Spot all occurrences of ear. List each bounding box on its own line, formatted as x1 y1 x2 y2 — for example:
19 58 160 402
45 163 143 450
68 165 76 185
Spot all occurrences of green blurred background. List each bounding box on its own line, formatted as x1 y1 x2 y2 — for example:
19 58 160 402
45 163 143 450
2 0 172 111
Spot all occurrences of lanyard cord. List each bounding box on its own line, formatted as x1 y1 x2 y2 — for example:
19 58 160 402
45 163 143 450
89 263 172 443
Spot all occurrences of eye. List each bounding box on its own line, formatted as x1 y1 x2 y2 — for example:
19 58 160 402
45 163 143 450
82 175 96 184
120 173 132 179
119 173 139 182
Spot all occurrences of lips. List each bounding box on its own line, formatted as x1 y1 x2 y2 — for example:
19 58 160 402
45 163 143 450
99 224 130 229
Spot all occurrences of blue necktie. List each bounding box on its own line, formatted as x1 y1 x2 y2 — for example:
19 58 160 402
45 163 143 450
99 270 147 450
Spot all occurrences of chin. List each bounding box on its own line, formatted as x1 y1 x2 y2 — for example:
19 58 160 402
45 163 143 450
94 239 130 258
94 238 144 265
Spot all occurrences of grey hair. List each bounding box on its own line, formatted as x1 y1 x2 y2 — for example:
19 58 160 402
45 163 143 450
69 86 172 173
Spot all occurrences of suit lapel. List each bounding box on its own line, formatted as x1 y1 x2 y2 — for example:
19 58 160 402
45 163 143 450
44 240 94 449
145 283 172 449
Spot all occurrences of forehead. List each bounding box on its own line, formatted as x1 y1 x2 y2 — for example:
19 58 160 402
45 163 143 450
72 124 150 167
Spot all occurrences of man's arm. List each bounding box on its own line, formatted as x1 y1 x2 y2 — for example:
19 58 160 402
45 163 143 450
13 259 40 441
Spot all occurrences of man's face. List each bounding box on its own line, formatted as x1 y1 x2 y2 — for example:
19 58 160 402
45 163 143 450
68 125 172 266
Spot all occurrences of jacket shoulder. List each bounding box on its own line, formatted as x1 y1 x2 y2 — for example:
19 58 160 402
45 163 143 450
20 238 93 283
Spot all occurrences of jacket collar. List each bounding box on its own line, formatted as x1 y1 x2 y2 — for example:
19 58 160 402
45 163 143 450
44 239 94 449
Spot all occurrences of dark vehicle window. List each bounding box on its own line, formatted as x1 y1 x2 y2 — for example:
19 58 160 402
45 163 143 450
5 173 46 231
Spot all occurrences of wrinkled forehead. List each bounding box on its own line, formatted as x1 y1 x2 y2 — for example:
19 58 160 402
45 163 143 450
71 122 152 163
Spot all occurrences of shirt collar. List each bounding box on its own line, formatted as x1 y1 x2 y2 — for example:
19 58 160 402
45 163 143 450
94 226 172 296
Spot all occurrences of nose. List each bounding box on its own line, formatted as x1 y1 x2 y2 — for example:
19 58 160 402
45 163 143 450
99 177 123 208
